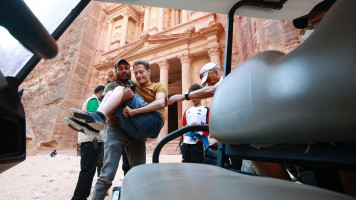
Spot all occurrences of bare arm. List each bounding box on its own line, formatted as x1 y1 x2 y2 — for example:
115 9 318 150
122 88 134 102
123 92 166 116
167 84 218 105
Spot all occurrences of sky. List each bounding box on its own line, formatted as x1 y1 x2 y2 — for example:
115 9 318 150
0 0 80 77
0 0 64 49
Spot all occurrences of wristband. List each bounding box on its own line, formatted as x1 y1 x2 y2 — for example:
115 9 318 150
184 91 190 100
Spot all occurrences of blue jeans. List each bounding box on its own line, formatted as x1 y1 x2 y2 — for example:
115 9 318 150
114 93 163 140
91 126 146 200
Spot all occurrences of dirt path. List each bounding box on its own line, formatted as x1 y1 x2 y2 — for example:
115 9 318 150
0 154 181 200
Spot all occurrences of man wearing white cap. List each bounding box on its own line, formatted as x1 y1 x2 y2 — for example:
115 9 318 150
168 62 245 170
168 62 223 104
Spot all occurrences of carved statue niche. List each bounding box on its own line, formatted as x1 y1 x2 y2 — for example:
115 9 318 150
111 17 123 43
127 19 137 43
97 70 106 85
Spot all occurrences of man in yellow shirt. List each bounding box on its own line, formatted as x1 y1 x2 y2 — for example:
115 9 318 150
65 59 166 200
68 60 166 140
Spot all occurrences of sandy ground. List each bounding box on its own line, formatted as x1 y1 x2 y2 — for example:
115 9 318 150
0 154 181 200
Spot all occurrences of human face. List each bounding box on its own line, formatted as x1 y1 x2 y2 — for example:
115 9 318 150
97 90 104 99
192 98 201 106
200 68 213 86
204 69 221 86
307 11 327 30
116 62 131 83
134 64 151 87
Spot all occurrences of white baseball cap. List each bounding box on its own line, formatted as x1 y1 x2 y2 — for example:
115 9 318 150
200 62 217 86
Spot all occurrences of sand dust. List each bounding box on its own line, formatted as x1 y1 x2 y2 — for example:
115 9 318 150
0 154 181 200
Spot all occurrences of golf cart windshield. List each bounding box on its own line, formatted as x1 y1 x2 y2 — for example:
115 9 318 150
0 0 80 77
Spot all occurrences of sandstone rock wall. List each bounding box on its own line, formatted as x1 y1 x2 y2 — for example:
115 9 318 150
20 2 105 150
214 15 304 70
233 17 303 64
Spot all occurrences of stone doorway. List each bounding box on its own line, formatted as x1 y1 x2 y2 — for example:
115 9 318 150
168 100 178 134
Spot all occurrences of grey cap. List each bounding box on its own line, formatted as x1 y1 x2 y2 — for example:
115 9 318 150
115 59 130 68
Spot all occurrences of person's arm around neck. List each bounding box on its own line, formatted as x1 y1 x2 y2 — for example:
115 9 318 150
123 92 166 116
167 84 218 105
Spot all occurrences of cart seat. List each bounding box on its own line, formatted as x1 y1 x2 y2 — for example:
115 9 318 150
209 0 356 145
120 163 353 200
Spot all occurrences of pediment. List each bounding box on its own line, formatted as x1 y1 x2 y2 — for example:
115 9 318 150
112 33 190 62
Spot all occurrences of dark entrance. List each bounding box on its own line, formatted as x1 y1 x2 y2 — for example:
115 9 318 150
168 101 178 134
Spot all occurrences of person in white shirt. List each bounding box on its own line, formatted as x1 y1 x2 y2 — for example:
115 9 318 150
181 83 210 163
168 63 245 172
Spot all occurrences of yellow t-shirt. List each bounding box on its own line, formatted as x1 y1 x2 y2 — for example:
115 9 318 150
132 80 167 121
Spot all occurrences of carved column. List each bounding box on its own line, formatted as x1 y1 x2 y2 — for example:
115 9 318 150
135 21 140 41
105 20 113 51
120 15 129 46
207 42 222 67
179 53 193 114
182 10 189 23
158 8 164 32
158 60 170 139
143 7 150 32
170 9 176 27
176 10 180 24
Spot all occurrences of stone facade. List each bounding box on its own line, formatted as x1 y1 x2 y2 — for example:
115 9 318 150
20 2 304 153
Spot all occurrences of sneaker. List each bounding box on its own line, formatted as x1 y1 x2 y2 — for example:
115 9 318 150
68 108 105 130
63 117 100 138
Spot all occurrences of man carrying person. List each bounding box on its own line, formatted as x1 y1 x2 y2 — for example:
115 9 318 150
103 68 131 175
64 85 105 200
65 59 166 200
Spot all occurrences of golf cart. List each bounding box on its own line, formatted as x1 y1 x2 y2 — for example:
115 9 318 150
0 0 355 199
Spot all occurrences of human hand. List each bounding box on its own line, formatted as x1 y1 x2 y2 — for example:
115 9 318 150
122 88 134 102
165 98 169 107
211 139 219 147
167 94 184 105
108 70 115 80
123 106 136 117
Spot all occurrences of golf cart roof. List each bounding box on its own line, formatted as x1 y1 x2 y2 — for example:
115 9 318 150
96 0 324 21
1 0 323 80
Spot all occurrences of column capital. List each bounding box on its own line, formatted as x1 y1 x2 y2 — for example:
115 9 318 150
158 59 170 70
121 7 134 19
178 53 192 64
206 42 221 56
